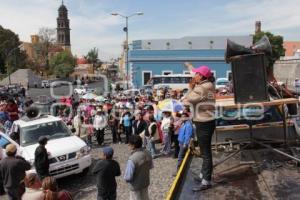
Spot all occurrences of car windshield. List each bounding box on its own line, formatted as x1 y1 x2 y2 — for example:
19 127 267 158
20 120 71 147
217 81 228 85
0 135 11 149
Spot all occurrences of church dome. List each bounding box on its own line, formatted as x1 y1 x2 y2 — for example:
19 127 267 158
77 57 88 65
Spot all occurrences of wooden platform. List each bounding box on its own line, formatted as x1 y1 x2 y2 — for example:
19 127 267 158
216 98 298 109
176 148 300 200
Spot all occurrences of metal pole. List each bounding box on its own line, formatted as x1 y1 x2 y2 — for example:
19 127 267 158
8 57 11 85
6 46 19 85
254 140 300 163
282 104 288 147
126 16 129 89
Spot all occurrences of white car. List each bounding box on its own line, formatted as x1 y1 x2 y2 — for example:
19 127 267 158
74 86 87 95
1 115 92 178
123 89 141 97
41 80 50 88
216 78 229 90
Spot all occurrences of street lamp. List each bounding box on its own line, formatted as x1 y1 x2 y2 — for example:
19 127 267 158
111 12 143 89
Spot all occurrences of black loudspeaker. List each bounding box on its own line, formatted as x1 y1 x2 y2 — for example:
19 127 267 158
231 53 269 104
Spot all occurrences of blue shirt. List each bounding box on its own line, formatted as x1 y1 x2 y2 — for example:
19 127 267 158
124 160 135 182
123 114 131 127
123 155 154 182
177 120 194 145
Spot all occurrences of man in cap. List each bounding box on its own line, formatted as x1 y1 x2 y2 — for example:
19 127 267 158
0 144 31 200
92 146 121 200
34 136 50 180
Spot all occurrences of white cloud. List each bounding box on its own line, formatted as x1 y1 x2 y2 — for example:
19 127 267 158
0 0 125 60
0 0 300 61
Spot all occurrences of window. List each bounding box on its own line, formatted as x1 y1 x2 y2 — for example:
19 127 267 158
162 77 171 83
211 70 216 78
162 71 172 75
227 71 232 81
142 71 152 85
0 135 11 149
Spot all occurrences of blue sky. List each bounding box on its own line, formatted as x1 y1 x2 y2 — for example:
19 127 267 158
1 0 300 60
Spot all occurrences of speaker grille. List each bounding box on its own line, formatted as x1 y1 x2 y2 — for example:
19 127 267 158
231 53 269 104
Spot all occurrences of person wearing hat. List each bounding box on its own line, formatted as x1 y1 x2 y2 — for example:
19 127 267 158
93 109 107 146
184 65 216 191
176 112 194 171
92 146 121 200
0 144 31 200
160 111 173 155
34 136 50 180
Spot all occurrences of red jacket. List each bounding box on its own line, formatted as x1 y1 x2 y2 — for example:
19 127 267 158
5 103 19 121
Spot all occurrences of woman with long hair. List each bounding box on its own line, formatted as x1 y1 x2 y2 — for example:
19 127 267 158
185 65 216 191
42 177 73 200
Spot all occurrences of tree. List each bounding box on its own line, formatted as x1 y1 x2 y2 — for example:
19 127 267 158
53 64 74 78
253 31 285 81
85 47 102 67
33 27 56 70
0 25 28 74
253 31 285 67
49 51 76 78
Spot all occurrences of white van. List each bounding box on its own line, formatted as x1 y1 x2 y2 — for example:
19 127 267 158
1 114 92 178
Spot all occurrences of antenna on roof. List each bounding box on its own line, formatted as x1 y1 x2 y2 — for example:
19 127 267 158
62 0 64 5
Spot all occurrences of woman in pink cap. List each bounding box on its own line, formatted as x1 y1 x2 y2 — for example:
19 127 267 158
185 65 216 191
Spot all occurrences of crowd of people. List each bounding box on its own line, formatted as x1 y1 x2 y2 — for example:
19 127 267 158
0 65 217 200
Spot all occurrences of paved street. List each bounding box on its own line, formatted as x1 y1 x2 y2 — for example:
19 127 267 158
0 80 178 200
1 131 177 200
57 133 177 200
27 80 105 100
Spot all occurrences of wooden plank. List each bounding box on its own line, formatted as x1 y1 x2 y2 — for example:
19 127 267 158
216 121 294 132
216 98 298 109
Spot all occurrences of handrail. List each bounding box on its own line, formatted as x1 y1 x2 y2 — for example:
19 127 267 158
166 148 191 200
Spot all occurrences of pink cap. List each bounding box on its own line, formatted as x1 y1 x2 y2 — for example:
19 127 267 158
192 66 212 78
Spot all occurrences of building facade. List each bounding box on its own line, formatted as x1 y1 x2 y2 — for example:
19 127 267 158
129 35 253 88
57 1 71 51
283 41 300 57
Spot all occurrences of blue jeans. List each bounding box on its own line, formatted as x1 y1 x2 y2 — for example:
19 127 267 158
177 144 187 171
161 131 171 154
146 137 157 157
86 135 92 147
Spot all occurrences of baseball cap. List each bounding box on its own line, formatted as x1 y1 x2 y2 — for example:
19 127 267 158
102 147 114 157
192 66 212 78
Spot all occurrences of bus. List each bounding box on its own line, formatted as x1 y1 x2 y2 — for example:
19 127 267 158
149 74 193 91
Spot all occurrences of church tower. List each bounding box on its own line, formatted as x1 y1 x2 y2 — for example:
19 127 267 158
57 1 71 51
